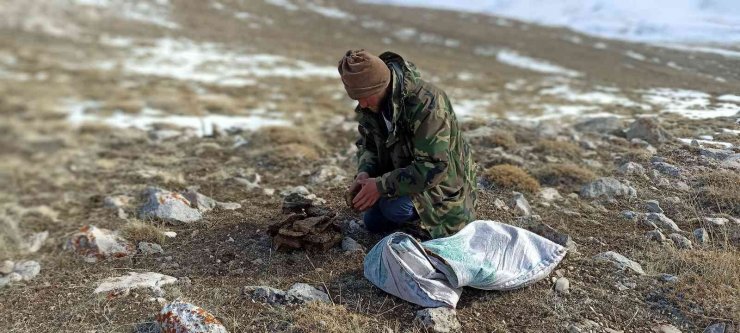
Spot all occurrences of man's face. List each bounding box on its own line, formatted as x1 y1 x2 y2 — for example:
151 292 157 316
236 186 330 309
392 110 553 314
356 91 384 113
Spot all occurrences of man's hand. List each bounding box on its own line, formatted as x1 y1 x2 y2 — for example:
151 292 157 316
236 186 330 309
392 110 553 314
348 172 370 195
352 178 381 212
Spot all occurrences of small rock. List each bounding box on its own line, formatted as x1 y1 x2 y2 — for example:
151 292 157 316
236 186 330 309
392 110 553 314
181 188 217 212
615 280 637 291
232 174 261 191
509 192 532 216
646 230 666 243
668 233 693 249
414 307 461 333
652 324 682 333
703 323 729 333
575 116 624 133
580 177 637 199
341 237 364 253
525 222 576 252
645 213 681 232
309 165 347 186
138 187 202 224
345 219 364 233
539 188 562 202
1 260 14 275
617 162 646 176
0 276 9 288
645 200 663 214
624 117 671 145
703 217 729 227
621 210 639 220
138 242 164 255
555 277 570 294
65 225 135 262
281 186 327 214
721 153 740 170
659 274 678 283
652 162 681 177
263 188 275 196
246 285 287 305
493 198 509 211
693 228 710 245
94 272 177 298
593 251 645 275
104 195 133 209
157 300 228 333
216 202 241 210
252 259 264 265
285 283 331 304
163 231 177 238
12 260 41 281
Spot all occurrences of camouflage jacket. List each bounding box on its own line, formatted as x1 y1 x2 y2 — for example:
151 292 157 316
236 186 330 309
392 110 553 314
355 51 477 238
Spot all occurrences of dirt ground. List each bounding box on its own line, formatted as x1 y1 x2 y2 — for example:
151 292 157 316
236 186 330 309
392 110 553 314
0 0 738 332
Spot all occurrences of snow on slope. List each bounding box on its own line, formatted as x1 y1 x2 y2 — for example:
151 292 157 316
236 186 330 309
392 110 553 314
361 0 740 45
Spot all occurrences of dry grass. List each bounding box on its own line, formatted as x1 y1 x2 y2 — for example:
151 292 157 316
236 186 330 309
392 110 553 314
119 221 166 244
645 248 740 321
621 148 653 163
477 130 518 149
696 171 740 215
292 302 380 333
533 139 582 159
535 163 597 192
484 164 540 193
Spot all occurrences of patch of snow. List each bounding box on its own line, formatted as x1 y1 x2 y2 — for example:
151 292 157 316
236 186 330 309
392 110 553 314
540 84 647 109
102 38 336 86
473 45 498 57
593 42 608 49
505 106 612 122
305 3 355 20
65 100 291 136
453 98 493 118
625 51 646 61
361 0 740 45
264 0 298 11
496 50 581 77
718 95 740 103
75 0 179 29
677 138 733 148
211 2 225 10
393 28 417 40
643 88 740 119
564 35 582 44
657 44 740 58
721 128 740 135
666 61 683 70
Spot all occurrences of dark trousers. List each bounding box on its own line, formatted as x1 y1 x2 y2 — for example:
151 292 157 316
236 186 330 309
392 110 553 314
363 196 419 233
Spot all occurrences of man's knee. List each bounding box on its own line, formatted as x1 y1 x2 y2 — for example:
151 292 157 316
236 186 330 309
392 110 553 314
379 196 417 224
362 206 387 232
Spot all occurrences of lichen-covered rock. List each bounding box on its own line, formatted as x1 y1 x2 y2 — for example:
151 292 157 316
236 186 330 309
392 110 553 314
244 285 287 305
652 162 682 177
138 187 202 224
645 213 681 232
309 165 347 186
509 192 532 216
414 307 461 333
617 162 646 176
693 228 710 245
94 272 177 298
157 300 228 333
12 260 40 281
285 283 331 304
580 177 637 199
594 251 645 275
181 188 217 213
624 117 671 145
646 230 666 243
138 242 164 255
668 233 693 249
66 225 134 262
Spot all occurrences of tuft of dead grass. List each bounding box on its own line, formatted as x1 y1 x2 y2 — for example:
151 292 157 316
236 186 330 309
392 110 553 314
533 139 582 159
696 171 740 215
645 248 740 321
484 164 540 193
292 302 379 333
119 221 166 244
474 130 517 150
535 163 597 192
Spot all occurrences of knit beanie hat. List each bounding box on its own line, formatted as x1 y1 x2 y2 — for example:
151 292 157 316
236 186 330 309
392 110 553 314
337 49 391 99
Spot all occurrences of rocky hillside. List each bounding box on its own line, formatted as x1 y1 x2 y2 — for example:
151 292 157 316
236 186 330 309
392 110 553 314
0 0 738 332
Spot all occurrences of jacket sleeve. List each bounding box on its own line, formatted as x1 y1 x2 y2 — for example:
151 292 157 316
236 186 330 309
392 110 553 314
356 123 380 177
376 96 450 196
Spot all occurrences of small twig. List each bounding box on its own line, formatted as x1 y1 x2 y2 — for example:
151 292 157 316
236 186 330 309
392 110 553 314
624 308 639 329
